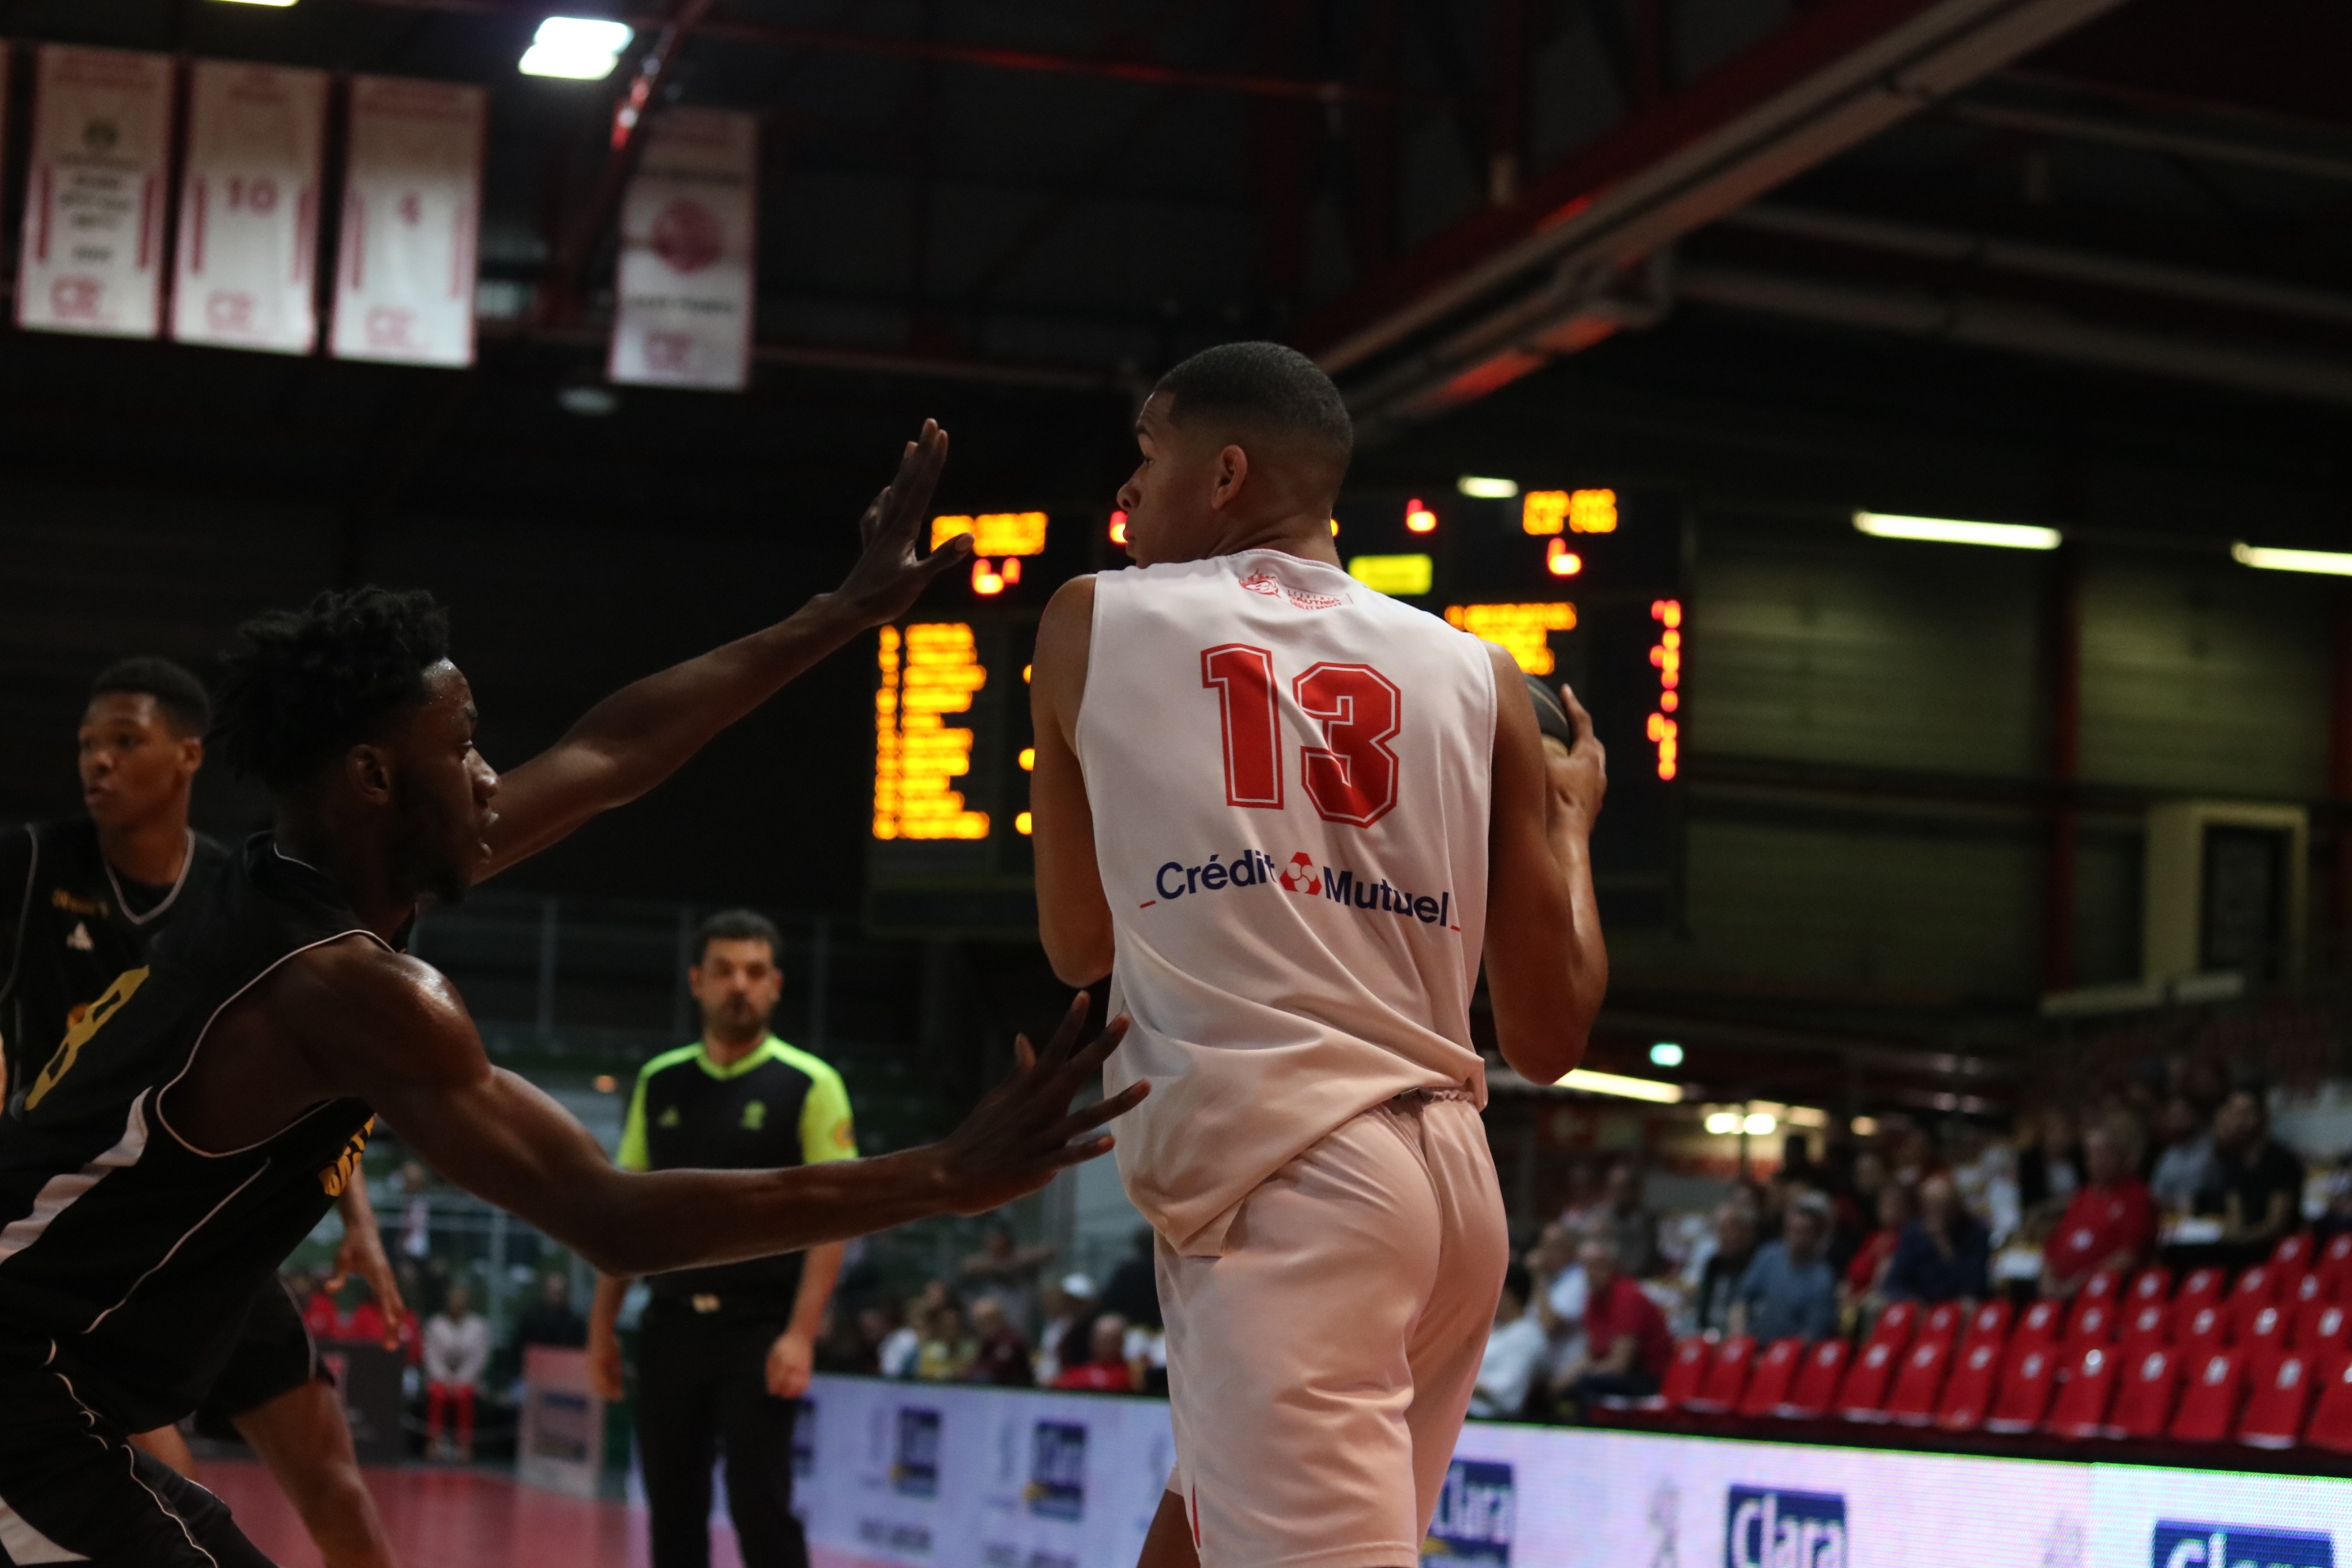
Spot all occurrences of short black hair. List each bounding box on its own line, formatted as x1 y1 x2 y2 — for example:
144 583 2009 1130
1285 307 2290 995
695 908 782 967
90 656 211 737
213 587 453 792
1154 341 1353 477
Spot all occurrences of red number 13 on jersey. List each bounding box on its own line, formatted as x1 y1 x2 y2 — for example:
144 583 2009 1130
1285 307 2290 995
1200 644 1401 827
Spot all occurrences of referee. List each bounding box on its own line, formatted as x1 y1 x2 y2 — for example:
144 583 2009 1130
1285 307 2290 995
589 909 854 1568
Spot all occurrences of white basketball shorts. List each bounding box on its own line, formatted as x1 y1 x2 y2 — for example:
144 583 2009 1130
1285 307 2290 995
1156 1091 1510 1568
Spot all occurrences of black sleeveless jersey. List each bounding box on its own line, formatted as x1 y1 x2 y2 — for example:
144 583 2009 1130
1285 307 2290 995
0 835 380 1431
0 820 231 1110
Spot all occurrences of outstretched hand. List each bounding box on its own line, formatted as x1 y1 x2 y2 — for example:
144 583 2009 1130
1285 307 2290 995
929 993 1146 1216
1547 683 1608 827
832 420 970 627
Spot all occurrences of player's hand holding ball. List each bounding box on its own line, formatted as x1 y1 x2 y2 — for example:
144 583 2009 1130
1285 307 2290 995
1544 680 1608 829
927 992 1147 1215
828 419 972 628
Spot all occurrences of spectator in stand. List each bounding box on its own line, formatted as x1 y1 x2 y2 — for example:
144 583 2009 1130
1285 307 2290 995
2147 1094 2223 1215
1690 1200 1760 1337
958 1223 1055 1336
1555 1159 1605 1238
2041 1118 2155 1298
914 1300 978 1382
1731 1193 1838 1344
424 1285 491 1463
2210 1089 2305 1260
1598 1158 1661 1278
1470 1264 1547 1420
1050 1314 1136 1393
1523 1221 1591 1378
300 1272 341 1341
879 1290 937 1379
511 1273 588 1355
1550 1235 1673 1416
342 1287 389 1348
1031 1275 1093 1387
1098 1227 1163 1332
1843 1181 1913 1308
1883 1173 1991 1306
964 1297 1035 1386
2018 1106 2082 1216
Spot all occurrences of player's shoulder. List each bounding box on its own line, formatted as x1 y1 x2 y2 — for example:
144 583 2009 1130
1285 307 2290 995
270 936 459 1035
763 1037 844 1093
634 1041 706 1085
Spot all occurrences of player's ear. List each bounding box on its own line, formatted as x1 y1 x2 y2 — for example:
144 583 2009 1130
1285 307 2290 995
345 744 396 803
1211 443 1250 511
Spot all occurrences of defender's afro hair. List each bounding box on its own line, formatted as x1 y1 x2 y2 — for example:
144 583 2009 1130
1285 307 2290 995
213 586 452 791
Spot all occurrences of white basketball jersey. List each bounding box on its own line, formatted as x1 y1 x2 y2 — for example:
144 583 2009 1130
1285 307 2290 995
1078 548 1498 1255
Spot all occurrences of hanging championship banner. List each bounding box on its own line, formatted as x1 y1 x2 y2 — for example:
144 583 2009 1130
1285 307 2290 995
17 45 175 339
172 62 329 354
608 107 758 391
330 75 485 367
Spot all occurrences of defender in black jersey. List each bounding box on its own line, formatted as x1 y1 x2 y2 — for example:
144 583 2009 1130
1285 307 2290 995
0 423 1147 1567
0 659 400 1568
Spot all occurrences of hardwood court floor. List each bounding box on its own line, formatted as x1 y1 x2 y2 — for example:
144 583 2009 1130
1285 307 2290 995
199 1461 745 1568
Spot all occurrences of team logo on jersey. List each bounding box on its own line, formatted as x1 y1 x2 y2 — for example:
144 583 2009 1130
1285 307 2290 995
658 1106 682 1129
742 1100 767 1131
1277 853 1320 895
1237 571 1344 612
65 922 94 952
1143 848 1455 929
318 1117 378 1197
50 888 107 917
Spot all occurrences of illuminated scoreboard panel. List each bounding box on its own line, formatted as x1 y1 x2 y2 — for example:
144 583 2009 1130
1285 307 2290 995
868 617 1038 936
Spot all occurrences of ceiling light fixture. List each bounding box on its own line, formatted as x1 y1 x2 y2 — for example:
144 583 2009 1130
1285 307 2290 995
1853 511 2060 550
1457 476 1519 500
213 0 300 8
2231 542 2352 576
521 17 634 80
1649 1042 1683 1068
1554 1068 1682 1104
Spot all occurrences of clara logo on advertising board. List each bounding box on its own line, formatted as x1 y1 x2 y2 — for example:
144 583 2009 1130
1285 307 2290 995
1023 1420 1086 1521
2153 1522 2334 1568
1725 1487 1846 1568
891 1408 941 1498
1422 1459 1513 1565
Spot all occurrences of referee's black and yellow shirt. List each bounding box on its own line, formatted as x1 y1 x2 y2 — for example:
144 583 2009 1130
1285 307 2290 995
616 1035 856 1314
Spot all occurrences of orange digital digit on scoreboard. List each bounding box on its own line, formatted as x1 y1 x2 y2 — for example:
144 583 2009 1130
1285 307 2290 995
873 623 991 839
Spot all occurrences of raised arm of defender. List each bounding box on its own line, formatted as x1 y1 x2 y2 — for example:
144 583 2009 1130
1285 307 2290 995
251 947 1143 1278
479 421 972 878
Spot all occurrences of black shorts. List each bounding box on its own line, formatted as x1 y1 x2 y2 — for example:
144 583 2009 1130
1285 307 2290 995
0 1336 272 1567
191 1279 321 1435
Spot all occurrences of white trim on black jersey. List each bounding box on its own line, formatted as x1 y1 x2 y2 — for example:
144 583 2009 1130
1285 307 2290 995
0 1100 149 1270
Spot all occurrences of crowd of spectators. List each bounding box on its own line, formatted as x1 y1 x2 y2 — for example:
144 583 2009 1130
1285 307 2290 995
1477 1072 2343 1424
817 1224 1168 1396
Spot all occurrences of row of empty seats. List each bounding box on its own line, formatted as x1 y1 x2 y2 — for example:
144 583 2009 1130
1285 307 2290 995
1653 1231 2352 1453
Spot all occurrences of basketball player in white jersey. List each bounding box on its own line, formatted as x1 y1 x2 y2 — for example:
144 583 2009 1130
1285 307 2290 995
1028 341 1610 1566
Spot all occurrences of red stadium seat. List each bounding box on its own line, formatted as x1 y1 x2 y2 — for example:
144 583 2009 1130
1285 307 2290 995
2301 1299 2352 1358
1837 1337 1902 1423
2242 1303 2290 1389
2177 1266 2226 1311
2305 1356 2352 1454
2011 1298 2064 1354
2180 1302 2231 1361
2045 1344 2120 1438
2107 1347 2182 1439
2079 1268 2124 1307
1883 1336 1952 1427
1778 1338 1849 1419
1920 1301 1964 1347
2120 1300 2172 1363
1984 1343 2058 1434
2125 1267 2172 1309
2230 1265 2278 1336
2271 1234 2315 1291
2067 1298 2117 1348
1936 1332 2005 1433
1687 1336 1755 1413
2288 1268 2331 1328
1960 1299 2011 1355
1660 1337 1712 1411
1738 1338 1806 1419
2170 1349 2248 1443
1869 1299 1919 1350
2238 1351 2317 1449
2321 1234 2352 1291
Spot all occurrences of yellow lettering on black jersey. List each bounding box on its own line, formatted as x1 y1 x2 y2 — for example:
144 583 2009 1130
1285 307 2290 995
318 1117 378 1197
26 967 149 1111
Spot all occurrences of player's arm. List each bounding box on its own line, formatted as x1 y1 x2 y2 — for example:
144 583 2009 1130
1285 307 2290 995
326 1168 407 1348
478 422 972 880
289 952 1143 1278
1479 646 1608 1085
1030 576 1114 985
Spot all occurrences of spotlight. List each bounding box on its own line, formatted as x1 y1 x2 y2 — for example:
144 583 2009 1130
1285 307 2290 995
1649 1042 1683 1069
1853 511 2060 550
521 17 633 80
1457 476 1518 500
2232 542 2352 576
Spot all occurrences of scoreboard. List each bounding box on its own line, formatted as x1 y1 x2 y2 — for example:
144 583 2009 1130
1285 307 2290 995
865 485 1686 937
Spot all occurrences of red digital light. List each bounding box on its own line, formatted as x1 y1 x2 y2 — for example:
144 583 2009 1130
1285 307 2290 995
972 558 1008 596
1404 498 1437 534
1108 510 1129 548
1545 539 1582 576
1648 599 1683 779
